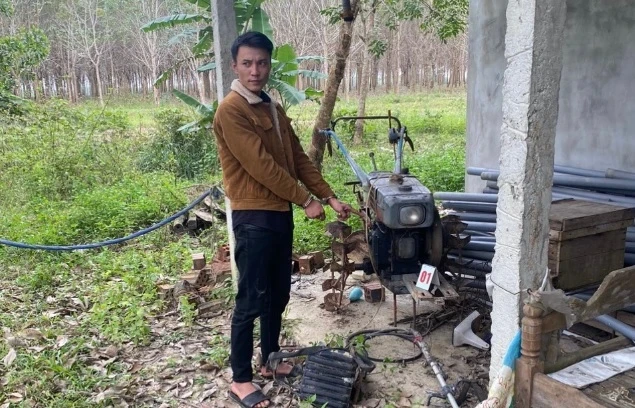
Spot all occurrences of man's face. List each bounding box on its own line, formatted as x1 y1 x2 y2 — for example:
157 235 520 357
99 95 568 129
232 45 271 94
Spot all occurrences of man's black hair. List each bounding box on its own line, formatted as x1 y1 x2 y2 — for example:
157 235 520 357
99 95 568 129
231 32 274 62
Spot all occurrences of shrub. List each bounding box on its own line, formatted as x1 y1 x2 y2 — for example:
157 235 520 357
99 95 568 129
138 108 219 180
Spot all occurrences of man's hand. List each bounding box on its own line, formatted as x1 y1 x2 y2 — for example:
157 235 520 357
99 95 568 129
304 199 325 221
328 198 352 221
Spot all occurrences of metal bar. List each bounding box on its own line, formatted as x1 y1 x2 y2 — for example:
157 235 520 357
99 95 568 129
330 115 402 130
320 130 370 188
411 330 460 408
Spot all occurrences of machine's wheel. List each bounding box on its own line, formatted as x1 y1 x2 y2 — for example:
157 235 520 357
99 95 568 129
427 208 444 267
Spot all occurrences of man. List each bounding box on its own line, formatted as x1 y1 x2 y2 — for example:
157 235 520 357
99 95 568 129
213 31 352 408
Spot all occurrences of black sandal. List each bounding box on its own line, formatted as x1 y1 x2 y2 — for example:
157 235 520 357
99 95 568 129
228 389 270 408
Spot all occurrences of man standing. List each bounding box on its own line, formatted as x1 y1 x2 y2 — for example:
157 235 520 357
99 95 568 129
213 31 351 408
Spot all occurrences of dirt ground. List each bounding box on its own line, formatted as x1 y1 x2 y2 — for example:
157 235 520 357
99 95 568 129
107 268 490 408
285 270 490 407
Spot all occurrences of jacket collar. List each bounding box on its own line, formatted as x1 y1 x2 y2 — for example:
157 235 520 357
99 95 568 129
231 79 272 105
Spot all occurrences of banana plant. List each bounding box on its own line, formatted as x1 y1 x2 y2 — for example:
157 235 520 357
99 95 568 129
142 0 325 132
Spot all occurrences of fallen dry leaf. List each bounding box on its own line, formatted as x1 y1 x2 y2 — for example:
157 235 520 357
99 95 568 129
19 328 44 341
8 393 23 403
397 396 411 407
55 335 70 349
359 398 381 408
5 335 25 348
89 386 127 403
3 348 16 367
103 345 119 358
198 386 217 402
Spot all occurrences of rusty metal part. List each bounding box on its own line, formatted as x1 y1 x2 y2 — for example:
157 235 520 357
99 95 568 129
322 221 359 312
446 234 471 250
441 215 468 235
427 210 444 266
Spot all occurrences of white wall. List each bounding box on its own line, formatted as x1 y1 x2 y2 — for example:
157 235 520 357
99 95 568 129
467 0 635 192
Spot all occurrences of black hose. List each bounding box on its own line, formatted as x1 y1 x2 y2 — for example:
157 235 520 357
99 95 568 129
345 328 422 363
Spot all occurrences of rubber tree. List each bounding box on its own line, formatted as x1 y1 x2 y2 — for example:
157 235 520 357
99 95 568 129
307 0 360 171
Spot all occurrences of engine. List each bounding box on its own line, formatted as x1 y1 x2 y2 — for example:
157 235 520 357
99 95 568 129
363 172 443 294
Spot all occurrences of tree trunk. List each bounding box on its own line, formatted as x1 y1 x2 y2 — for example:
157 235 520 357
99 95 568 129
354 6 376 144
94 61 104 106
395 25 401 94
307 0 359 171
385 30 393 93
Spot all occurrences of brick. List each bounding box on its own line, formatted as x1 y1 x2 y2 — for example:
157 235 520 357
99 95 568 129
192 252 206 270
298 255 315 275
308 251 325 269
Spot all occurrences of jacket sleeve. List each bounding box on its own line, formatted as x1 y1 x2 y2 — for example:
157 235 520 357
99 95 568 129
287 118 336 200
214 104 311 206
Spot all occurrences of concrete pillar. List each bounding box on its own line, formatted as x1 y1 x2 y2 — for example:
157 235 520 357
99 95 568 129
489 0 566 380
212 0 238 286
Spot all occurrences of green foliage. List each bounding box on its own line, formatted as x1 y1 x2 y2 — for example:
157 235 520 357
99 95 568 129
0 24 49 113
368 38 388 58
0 100 132 204
137 108 220 180
179 295 197 326
203 334 231 367
145 0 321 122
384 0 468 41
420 0 469 40
0 0 13 16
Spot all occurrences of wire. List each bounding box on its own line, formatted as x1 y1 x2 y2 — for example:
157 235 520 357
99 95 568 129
345 328 423 363
0 190 211 251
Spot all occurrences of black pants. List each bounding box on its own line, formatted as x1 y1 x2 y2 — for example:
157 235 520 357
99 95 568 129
230 223 293 383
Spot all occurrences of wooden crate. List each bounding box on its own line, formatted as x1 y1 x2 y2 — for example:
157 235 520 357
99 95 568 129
549 199 635 290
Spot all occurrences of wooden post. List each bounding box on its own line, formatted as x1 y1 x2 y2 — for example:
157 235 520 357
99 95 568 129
515 303 545 408
212 0 238 289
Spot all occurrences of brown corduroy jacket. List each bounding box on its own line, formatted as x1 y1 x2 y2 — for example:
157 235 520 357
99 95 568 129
213 83 335 212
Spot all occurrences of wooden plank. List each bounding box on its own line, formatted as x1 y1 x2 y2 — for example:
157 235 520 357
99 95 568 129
544 336 632 374
603 372 635 402
587 377 635 408
550 219 634 241
193 209 214 223
532 373 604 408
583 384 626 408
580 265 635 321
436 274 459 299
403 278 433 301
549 200 635 232
549 229 626 260
541 311 567 334
551 249 626 290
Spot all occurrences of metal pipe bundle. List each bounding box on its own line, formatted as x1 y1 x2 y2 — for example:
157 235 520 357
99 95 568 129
441 164 635 268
